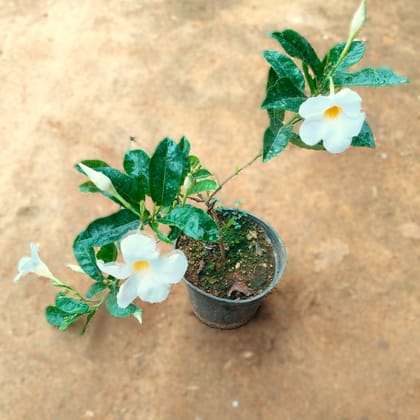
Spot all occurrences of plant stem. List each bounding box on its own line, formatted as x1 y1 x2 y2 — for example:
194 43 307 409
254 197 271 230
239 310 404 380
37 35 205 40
206 151 262 208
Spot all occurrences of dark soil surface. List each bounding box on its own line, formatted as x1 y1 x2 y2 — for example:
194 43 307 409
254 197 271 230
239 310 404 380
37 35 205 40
178 208 276 299
1 1 419 419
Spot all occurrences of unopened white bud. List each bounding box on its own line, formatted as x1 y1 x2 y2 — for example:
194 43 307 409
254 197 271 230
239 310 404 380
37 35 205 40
79 163 117 195
349 0 367 40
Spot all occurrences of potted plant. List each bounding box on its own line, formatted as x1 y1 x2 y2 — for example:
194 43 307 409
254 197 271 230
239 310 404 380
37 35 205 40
14 0 408 333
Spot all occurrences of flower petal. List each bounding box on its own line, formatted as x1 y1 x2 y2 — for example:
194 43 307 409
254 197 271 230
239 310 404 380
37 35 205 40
334 88 363 117
299 95 332 118
151 250 188 284
97 260 131 279
117 275 140 308
137 275 171 303
323 135 353 154
299 117 325 146
120 232 159 264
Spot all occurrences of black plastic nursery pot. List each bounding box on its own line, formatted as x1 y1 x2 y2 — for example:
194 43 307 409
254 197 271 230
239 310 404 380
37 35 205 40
177 210 287 329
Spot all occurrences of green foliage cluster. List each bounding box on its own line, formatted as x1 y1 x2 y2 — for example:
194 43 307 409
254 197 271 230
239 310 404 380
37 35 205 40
261 30 408 161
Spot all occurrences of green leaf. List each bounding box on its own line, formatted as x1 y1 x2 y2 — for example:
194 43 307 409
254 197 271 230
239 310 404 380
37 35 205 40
106 289 142 319
263 124 296 162
271 29 322 77
149 138 184 206
333 67 409 87
289 136 326 151
123 150 150 195
351 121 375 148
79 310 97 335
178 136 191 156
159 204 219 242
323 41 365 75
188 180 218 195
55 292 90 315
96 243 117 263
178 136 191 183
261 77 307 111
263 50 305 90
74 159 110 174
45 306 81 331
86 282 107 298
193 168 212 179
78 181 101 193
96 167 145 203
73 209 139 281
150 222 173 244
73 235 103 281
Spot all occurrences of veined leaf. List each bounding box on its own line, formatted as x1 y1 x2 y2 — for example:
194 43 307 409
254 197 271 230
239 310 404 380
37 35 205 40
263 50 305 91
351 121 375 148
271 29 322 77
86 282 107 298
333 67 409 87
123 149 150 195
188 180 218 195
96 243 118 263
261 77 307 111
73 209 139 281
263 124 296 162
149 138 184 207
323 41 365 75
159 205 219 242
55 292 90 315
106 289 142 319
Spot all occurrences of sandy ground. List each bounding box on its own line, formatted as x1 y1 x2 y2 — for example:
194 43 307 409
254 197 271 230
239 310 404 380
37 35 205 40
1 0 419 419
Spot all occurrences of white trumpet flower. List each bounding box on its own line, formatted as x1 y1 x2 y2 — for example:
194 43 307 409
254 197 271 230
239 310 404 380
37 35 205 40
14 243 56 283
298 88 365 154
97 232 188 307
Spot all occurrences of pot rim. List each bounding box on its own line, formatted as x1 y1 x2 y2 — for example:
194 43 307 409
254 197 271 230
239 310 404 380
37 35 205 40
177 208 287 304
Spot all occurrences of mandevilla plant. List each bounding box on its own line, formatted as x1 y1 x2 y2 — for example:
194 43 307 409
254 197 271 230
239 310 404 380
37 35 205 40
14 0 408 334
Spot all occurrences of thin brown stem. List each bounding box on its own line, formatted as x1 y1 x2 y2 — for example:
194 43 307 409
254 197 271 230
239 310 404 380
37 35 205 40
206 151 262 208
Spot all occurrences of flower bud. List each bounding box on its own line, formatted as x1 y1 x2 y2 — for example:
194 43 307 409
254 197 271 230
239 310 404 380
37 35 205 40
349 0 367 40
79 163 117 196
183 173 194 194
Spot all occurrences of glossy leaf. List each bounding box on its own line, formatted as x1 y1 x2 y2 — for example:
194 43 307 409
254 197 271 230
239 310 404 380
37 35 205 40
193 168 212 179
55 292 90 315
86 282 107 298
97 167 144 203
123 150 150 195
149 138 184 206
351 121 375 148
96 243 117 263
189 180 218 195
289 136 326 151
178 136 191 183
271 29 322 77
263 50 305 90
106 289 142 319
159 204 219 242
45 306 80 331
333 67 409 87
73 209 139 281
78 181 100 193
261 77 307 111
323 41 365 75
263 124 296 162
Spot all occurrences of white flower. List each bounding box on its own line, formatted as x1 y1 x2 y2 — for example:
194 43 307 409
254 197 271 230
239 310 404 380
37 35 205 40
79 163 118 195
97 232 188 307
14 243 56 283
298 88 365 154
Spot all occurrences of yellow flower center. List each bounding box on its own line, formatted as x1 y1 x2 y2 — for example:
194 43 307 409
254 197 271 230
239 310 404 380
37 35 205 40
132 260 150 272
323 105 341 119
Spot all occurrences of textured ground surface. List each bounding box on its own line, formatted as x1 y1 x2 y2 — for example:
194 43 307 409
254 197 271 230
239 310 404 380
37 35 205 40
1 1 419 419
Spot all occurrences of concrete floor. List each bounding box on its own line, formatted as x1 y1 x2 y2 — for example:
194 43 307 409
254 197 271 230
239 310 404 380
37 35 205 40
1 0 418 419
